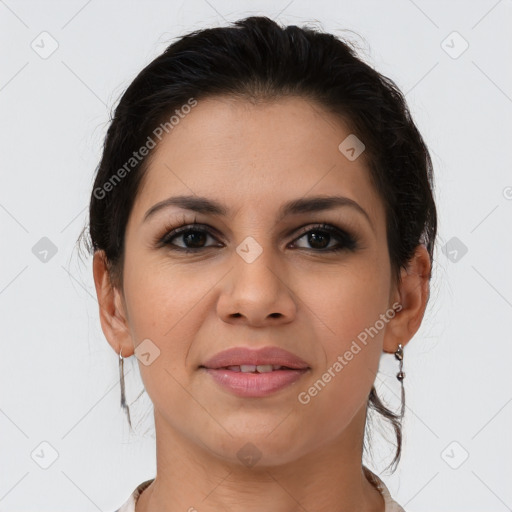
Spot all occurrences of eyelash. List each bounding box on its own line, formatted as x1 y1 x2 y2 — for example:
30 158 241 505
155 217 359 254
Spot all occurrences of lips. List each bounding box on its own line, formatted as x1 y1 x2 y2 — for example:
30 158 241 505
200 346 310 371
204 367 308 397
199 346 311 397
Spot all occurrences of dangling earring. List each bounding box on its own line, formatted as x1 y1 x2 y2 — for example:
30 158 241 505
119 347 132 428
394 343 405 416
395 343 405 381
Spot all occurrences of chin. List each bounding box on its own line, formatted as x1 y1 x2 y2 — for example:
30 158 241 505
206 430 308 469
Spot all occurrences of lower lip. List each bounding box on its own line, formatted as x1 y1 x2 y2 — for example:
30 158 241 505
203 368 309 397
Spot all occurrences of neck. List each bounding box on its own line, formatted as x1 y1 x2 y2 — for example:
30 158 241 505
136 406 385 512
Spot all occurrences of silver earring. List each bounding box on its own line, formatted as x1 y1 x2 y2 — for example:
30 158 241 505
394 343 405 417
394 343 405 381
119 347 132 428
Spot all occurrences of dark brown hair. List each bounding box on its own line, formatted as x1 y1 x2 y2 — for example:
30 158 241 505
78 15 437 477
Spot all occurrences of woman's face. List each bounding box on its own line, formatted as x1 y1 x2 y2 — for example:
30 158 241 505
109 96 404 465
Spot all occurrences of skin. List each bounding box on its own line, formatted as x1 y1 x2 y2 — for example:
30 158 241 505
93 95 431 512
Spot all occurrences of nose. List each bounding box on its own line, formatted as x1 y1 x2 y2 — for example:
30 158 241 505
216 241 297 327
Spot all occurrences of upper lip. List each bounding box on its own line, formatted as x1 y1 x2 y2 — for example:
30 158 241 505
200 346 310 370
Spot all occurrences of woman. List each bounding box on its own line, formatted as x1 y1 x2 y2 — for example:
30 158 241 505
83 15 436 512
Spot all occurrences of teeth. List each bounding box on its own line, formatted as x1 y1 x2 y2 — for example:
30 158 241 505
256 365 273 373
226 364 284 373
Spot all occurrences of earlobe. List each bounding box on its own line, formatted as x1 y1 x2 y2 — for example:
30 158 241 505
383 244 432 354
92 251 133 357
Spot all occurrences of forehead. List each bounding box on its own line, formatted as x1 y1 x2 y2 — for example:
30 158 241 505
130 95 385 231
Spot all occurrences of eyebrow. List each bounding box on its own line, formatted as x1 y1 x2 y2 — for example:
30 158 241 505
143 194 373 231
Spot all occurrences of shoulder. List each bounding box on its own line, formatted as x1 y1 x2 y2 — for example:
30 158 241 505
112 479 155 512
364 468 407 512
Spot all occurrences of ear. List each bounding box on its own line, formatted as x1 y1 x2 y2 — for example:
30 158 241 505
92 250 134 357
383 244 431 354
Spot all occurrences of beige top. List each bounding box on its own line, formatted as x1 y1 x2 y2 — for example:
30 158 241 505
113 469 406 512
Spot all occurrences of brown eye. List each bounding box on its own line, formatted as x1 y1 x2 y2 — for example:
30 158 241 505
159 224 223 252
291 224 358 252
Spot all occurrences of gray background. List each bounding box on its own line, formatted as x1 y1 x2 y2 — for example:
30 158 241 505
1 0 511 511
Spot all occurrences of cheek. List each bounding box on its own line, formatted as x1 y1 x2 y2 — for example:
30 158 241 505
306 261 390 344
122 260 207 388
123 251 208 339
297 266 389 415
